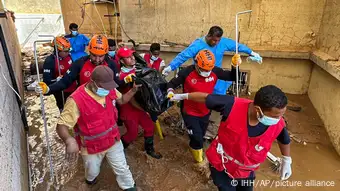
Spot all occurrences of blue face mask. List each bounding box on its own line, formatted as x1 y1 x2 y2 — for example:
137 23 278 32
71 31 78 36
94 82 109 97
257 107 280 126
121 66 135 73
108 51 116 57
258 115 280 126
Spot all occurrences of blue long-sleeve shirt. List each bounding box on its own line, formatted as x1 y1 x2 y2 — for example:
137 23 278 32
169 36 252 70
65 34 90 62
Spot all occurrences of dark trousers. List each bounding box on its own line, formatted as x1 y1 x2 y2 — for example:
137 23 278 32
210 165 255 191
149 112 159 123
182 113 210 149
53 91 72 111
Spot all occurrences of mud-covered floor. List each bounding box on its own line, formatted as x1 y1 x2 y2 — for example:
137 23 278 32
25 91 340 191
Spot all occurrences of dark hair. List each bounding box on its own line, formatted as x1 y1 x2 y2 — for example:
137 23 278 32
69 23 78 30
108 39 116 47
150 43 160 52
254 85 287 111
207 26 223 37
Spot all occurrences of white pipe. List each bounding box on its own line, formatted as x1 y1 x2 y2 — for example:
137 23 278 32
34 40 55 183
235 10 252 97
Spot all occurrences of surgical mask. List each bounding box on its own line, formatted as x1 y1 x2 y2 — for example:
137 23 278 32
151 55 158 61
108 51 116 57
71 31 78 36
121 66 135 73
93 81 109 97
258 115 280 126
199 70 211 77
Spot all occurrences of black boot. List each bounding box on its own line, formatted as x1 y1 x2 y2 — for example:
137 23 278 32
124 184 137 191
85 177 97 185
144 137 162 159
121 139 130 149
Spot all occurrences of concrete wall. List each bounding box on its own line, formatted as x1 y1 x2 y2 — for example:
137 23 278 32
0 11 28 191
60 0 121 37
316 0 340 60
120 0 325 51
3 0 61 14
308 65 340 156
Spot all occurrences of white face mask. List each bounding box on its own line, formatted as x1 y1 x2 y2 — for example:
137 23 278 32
151 55 158 61
121 66 135 73
199 71 211 77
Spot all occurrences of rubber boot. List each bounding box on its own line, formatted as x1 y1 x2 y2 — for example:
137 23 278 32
124 184 137 191
190 148 210 178
154 120 164 140
144 137 162 159
190 148 203 163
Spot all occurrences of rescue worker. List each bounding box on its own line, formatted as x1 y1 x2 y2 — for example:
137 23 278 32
56 65 138 190
139 43 166 73
166 49 242 169
65 23 90 61
170 85 292 191
35 34 122 96
42 36 77 110
108 39 117 58
162 25 262 95
117 47 162 159
139 43 166 133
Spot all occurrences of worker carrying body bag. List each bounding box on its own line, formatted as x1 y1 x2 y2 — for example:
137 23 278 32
133 53 173 115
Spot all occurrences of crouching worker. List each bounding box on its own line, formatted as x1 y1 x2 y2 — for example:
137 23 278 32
167 49 241 170
117 47 162 159
170 85 292 191
43 36 77 110
56 65 138 190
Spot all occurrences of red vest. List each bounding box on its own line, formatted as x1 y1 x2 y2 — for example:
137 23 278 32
143 53 162 71
183 71 218 116
79 59 108 86
118 68 136 94
54 55 77 93
71 84 120 154
206 97 285 178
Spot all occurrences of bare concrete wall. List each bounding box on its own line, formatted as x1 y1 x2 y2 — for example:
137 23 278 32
0 11 28 191
153 51 312 94
316 0 340 60
60 0 121 37
120 0 325 51
308 65 340 156
3 0 61 14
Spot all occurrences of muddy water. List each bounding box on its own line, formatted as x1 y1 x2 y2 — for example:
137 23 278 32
26 92 340 191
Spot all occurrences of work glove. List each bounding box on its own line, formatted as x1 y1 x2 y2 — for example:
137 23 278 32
231 54 242 67
248 51 263 64
162 66 172 76
124 73 136 83
280 155 292 180
170 93 188 102
35 82 49 94
56 76 62 82
167 88 174 99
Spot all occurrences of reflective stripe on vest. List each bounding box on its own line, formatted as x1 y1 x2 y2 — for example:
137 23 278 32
79 124 117 142
216 137 260 169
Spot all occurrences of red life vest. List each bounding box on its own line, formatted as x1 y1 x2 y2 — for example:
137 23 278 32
118 68 136 94
71 84 120 154
79 59 108 86
183 70 218 117
54 55 77 93
206 97 285 178
143 53 163 71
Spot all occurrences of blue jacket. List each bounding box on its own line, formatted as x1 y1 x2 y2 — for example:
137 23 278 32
65 34 90 62
168 37 253 95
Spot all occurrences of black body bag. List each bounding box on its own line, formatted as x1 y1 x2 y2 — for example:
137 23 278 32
133 59 173 115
